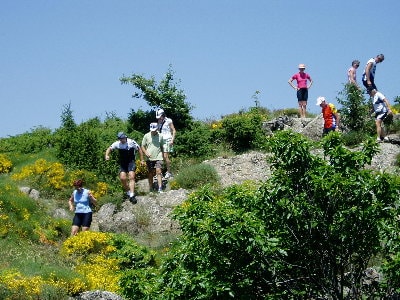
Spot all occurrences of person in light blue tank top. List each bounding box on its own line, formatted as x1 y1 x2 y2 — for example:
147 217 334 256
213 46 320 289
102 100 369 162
68 179 97 236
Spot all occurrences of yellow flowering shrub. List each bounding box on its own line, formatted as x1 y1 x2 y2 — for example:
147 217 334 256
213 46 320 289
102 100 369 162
76 255 121 292
91 181 108 199
12 159 67 190
61 231 116 256
0 154 12 173
0 269 45 299
61 231 121 293
135 159 148 179
0 269 88 298
211 121 222 129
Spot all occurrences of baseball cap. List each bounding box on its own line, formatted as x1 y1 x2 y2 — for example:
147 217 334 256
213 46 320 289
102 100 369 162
156 108 165 119
316 96 326 106
150 123 158 132
117 132 127 139
367 87 376 94
298 63 306 69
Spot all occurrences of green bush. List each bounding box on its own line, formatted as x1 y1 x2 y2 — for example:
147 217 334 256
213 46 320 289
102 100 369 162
221 108 267 152
337 83 370 132
174 121 215 159
0 126 54 154
173 163 219 189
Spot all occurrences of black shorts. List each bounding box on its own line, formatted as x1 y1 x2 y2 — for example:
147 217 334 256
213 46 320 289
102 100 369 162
120 161 136 173
323 127 336 135
72 213 93 227
146 160 163 170
362 77 377 90
297 88 308 101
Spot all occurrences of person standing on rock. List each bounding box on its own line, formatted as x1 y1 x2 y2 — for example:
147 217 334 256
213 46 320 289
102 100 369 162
68 179 97 236
316 96 340 135
362 54 384 90
105 131 144 204
156 108 176 179
288 63 313 118
367 87 392 142
348 60 360 87
141 123 165 193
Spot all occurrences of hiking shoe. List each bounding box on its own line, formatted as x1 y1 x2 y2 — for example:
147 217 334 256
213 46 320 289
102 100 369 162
129 195 137 204
383 136 390 142
164 172 173 179
376 138 383 143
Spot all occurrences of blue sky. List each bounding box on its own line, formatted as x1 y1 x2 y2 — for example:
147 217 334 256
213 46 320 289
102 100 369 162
1 0 399 137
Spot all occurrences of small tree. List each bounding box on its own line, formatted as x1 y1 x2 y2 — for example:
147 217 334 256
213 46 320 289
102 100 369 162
336 83 370 132
120 65 194 132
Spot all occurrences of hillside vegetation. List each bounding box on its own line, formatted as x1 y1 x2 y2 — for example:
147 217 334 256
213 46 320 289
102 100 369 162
1 70 400 299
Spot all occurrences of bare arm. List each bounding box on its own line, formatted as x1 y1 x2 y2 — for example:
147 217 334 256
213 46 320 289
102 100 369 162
169 122 176 144
365 62 373 84
334 112 340 130
288 78 297 90
307 78 313 89
68 194 74 211
105 147 112 160
88 191 97 206
383 98 392 112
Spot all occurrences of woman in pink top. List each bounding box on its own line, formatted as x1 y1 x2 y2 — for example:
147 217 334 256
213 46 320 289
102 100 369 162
288 64 313 118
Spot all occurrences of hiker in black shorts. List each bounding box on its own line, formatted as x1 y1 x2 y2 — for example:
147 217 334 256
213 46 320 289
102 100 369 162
105 132 144 203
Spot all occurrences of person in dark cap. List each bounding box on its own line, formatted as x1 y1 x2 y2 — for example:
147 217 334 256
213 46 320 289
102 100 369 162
105 132 144 203
362 54 384 90
367 87 392 143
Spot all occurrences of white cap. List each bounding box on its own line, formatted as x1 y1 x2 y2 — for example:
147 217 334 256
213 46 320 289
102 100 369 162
316 96 326 106
150 122 158 132
156 108 165 119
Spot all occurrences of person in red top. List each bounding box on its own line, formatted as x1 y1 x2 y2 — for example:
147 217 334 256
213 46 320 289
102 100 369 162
288 63 313 118
316 96 340 135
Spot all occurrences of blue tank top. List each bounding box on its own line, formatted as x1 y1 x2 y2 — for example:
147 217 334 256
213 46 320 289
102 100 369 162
73 188 92 213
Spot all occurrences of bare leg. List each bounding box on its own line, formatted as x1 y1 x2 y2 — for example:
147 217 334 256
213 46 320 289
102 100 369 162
156 167 163 190
128 171 136 195
298 101 307 118
376 119 383 139
71 225 79 236
163 152 171 173
119 172 129 192
147 168 155 191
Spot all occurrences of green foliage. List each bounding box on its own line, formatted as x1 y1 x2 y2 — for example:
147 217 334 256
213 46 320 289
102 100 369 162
174 121 215 158
121 65 194 132
155 183 284 299
153 131 400 299
173 163 219 189
220 108 267 152
111 234 158 299
0 126 54 154
337 83 370 132
341 130 370 146
261 131 399 298
127 108 155 134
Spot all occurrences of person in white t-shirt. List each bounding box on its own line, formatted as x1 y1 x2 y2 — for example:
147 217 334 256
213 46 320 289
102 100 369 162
156 109 176 179
367 87 392 142
105 132 144 203
362 54 384 90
